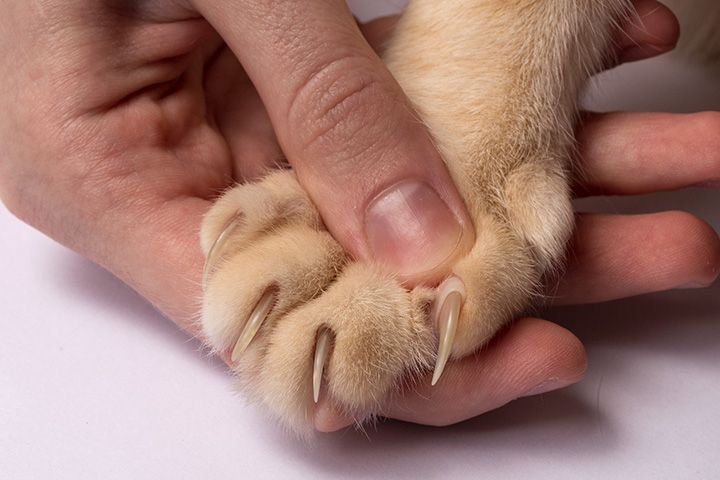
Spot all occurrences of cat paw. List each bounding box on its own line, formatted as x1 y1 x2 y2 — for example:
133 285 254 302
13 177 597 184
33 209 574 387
200 171 437 434
200 164 573 435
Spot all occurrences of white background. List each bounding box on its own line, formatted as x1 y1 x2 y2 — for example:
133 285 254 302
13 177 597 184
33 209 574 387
2 1 719 479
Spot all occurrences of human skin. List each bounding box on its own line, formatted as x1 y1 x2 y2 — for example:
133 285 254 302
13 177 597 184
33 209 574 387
0 0 718 432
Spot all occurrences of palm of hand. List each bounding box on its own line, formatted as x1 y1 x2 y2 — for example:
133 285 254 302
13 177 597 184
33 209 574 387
1 7 294 326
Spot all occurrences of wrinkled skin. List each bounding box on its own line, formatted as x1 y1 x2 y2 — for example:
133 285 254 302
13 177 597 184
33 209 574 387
0 0 718 431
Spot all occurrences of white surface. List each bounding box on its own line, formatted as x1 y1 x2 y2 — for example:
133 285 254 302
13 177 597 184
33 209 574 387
2 2 720 479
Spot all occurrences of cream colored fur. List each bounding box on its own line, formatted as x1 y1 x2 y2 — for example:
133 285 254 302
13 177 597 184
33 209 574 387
199 0 719 435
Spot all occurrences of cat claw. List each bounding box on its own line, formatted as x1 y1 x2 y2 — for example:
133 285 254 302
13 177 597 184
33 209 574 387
203 214 244 286
431 278 465 386
231 288 277 363
313 329 332 403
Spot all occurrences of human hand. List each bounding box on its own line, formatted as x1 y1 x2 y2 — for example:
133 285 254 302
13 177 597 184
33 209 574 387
0 0 714 433
0 0 471 330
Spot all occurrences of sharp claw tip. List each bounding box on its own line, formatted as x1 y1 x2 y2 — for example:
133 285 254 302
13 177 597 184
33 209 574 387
431 287 463 387
229 289 277 364
313 385 320 405
230 340 246 363
313 330 331 404
431 354 449 386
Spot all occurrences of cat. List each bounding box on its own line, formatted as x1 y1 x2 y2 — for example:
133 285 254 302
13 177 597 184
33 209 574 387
198 0 720 435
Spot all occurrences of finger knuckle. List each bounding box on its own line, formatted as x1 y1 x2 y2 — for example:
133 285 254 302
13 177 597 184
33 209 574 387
287 54 395 163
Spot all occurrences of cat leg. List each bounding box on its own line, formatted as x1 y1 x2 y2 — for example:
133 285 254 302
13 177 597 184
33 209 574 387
383 0 632 379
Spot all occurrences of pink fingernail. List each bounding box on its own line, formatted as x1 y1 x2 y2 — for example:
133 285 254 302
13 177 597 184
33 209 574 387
365 180 463 277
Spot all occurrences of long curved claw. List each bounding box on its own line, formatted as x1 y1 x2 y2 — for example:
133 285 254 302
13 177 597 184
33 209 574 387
231 289 277 363
431 288 463 386
313 329 332 403
203 214 244 287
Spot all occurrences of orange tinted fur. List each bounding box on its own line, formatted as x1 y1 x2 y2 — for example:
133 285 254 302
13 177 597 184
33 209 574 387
199 0 719 435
